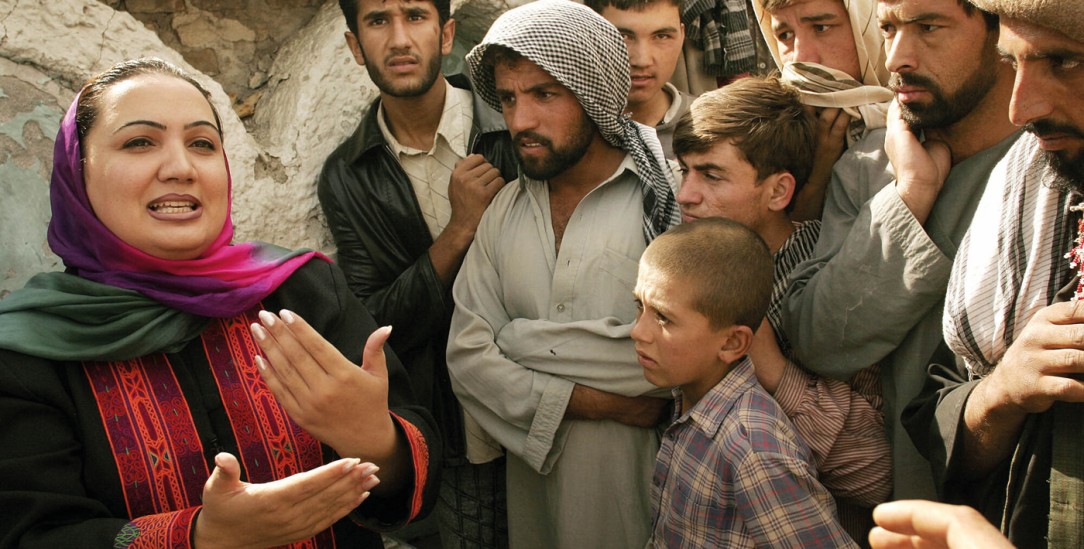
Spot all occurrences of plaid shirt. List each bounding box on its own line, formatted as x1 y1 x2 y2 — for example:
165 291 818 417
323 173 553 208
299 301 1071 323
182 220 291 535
649 357 857 548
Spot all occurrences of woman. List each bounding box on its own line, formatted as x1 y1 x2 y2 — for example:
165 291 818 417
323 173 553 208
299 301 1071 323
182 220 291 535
0 58 440 548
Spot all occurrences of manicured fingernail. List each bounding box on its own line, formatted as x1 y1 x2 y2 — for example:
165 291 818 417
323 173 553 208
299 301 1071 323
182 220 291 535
360 464 379 476
342 458 361 473
362 475 381 491
251 323 267 341
280 309 297 324
258 310 276 327
358 491 371 504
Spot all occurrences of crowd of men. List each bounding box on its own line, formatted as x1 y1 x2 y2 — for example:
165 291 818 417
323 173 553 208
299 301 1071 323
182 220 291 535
321 0 1084 546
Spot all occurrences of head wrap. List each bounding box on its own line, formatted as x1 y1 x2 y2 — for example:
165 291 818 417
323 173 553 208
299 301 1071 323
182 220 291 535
970 0 1084 44
752 0 892 142
0 88 323 361
466 0 681 242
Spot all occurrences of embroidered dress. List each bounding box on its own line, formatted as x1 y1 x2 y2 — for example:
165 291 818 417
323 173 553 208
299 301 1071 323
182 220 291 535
0 261 439 548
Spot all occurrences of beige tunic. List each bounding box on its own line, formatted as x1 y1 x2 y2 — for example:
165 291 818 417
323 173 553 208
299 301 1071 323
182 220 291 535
447 156 663 548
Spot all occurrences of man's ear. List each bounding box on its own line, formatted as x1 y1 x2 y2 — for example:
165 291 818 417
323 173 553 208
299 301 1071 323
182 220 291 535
441 18 456 57
345 31 365 67
717 324 754 365
763 171 796 213
678 22 686 42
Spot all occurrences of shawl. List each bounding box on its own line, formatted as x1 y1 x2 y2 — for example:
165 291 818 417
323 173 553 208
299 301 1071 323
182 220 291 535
465 0 681 242
681 0 757 77
0 87 323 361
971 0 1084 44
781 61 892 145
942 133 1075 378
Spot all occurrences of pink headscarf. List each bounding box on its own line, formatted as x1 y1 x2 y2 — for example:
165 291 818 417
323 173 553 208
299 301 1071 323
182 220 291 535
47 89 325 318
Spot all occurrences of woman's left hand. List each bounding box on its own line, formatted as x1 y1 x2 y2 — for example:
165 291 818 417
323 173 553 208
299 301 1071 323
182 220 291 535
251 310 399 471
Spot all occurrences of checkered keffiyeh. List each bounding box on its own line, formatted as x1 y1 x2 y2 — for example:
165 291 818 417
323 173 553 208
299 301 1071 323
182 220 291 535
466 0 681 243
682 0 756 77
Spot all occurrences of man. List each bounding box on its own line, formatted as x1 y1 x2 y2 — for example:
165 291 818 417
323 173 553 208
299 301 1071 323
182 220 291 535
446 1 681 547
675 76 889 543
752 0 894 220
586 0 694 158
903 1 1084 545
318 0 518 546
782 0 1020 500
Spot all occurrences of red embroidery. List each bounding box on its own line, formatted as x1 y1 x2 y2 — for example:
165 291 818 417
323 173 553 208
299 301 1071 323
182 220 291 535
391 412 430 522
85 356 207 518
87 308 337 548
204 309 333 548
126 507 198 548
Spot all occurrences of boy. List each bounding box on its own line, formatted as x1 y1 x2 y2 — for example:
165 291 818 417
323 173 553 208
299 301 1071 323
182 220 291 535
633 218 856 547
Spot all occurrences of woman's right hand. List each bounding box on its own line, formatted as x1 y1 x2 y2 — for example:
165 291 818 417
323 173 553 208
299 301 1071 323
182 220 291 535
192 452 380 548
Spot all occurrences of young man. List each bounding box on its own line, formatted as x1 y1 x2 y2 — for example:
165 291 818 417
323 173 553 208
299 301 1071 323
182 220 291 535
674 76 890 542
447 1 681 547
633 217 856 548
782 0 1019 500
752 0 894 221
319 0 518 546
586 0 695 158
904 0 1084 545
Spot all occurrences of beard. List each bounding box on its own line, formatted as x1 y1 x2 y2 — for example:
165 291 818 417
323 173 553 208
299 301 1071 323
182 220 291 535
1029 119 1084 196
363 49 443 98
890 62 998 131
514 111 596 181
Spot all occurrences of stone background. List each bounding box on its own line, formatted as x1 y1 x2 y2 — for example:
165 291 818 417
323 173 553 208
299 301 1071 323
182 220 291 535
0 0 523 297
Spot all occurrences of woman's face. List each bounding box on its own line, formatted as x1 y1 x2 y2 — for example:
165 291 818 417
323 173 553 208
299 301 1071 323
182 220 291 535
82 73 228 260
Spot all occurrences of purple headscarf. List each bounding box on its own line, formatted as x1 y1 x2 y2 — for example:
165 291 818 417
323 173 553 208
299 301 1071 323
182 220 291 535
46 90 324 319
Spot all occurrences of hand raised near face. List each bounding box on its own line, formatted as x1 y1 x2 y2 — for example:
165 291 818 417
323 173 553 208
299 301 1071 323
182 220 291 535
447 154 506 234
193 452 380 549
884 99 951 225
250 311 398 465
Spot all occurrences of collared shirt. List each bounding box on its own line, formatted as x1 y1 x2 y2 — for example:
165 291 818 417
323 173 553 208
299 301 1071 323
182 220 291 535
649 357 856 548
376 81 474 238
448 154 664 548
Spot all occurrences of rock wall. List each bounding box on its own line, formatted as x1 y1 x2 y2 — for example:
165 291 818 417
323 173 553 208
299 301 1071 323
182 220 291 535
0 0 521 298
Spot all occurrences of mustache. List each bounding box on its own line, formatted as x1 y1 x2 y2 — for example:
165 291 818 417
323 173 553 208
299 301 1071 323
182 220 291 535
513 131 552 148
383 49 419 65
1025 119 1084 140
889 72 938 92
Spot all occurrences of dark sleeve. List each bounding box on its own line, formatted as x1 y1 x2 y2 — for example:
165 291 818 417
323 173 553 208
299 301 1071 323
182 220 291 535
901 342 981 501
316 154 451 356
269 259 443 529
0 351 201 548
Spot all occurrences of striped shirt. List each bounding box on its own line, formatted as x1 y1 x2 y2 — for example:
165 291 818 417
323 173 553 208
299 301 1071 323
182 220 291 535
767 221 821 360
649 357 856 548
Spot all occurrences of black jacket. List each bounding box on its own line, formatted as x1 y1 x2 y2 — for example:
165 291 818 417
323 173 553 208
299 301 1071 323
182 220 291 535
317 75 517 458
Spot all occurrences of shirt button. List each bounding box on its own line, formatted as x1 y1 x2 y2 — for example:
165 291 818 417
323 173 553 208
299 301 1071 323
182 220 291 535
758 62 767 69
556 304 565 312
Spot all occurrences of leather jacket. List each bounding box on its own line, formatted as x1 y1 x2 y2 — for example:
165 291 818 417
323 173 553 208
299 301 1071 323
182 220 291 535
318 75 517 458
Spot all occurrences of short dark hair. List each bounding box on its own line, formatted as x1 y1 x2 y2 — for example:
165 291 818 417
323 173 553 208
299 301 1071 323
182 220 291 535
957 0 999 30
76 58 222 148
642 217 773 331
585 0 681 14
338 0 451 37
673 75 815 211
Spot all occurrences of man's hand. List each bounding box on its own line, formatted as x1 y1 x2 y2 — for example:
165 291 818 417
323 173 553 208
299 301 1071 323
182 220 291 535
961 300 1084 476
884 99 951 225
567 384 670 428
446 154 507 237
193 452 380 549
431 154 508 285
791 107 851 221
251 311 399 476
869 500 1012 549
